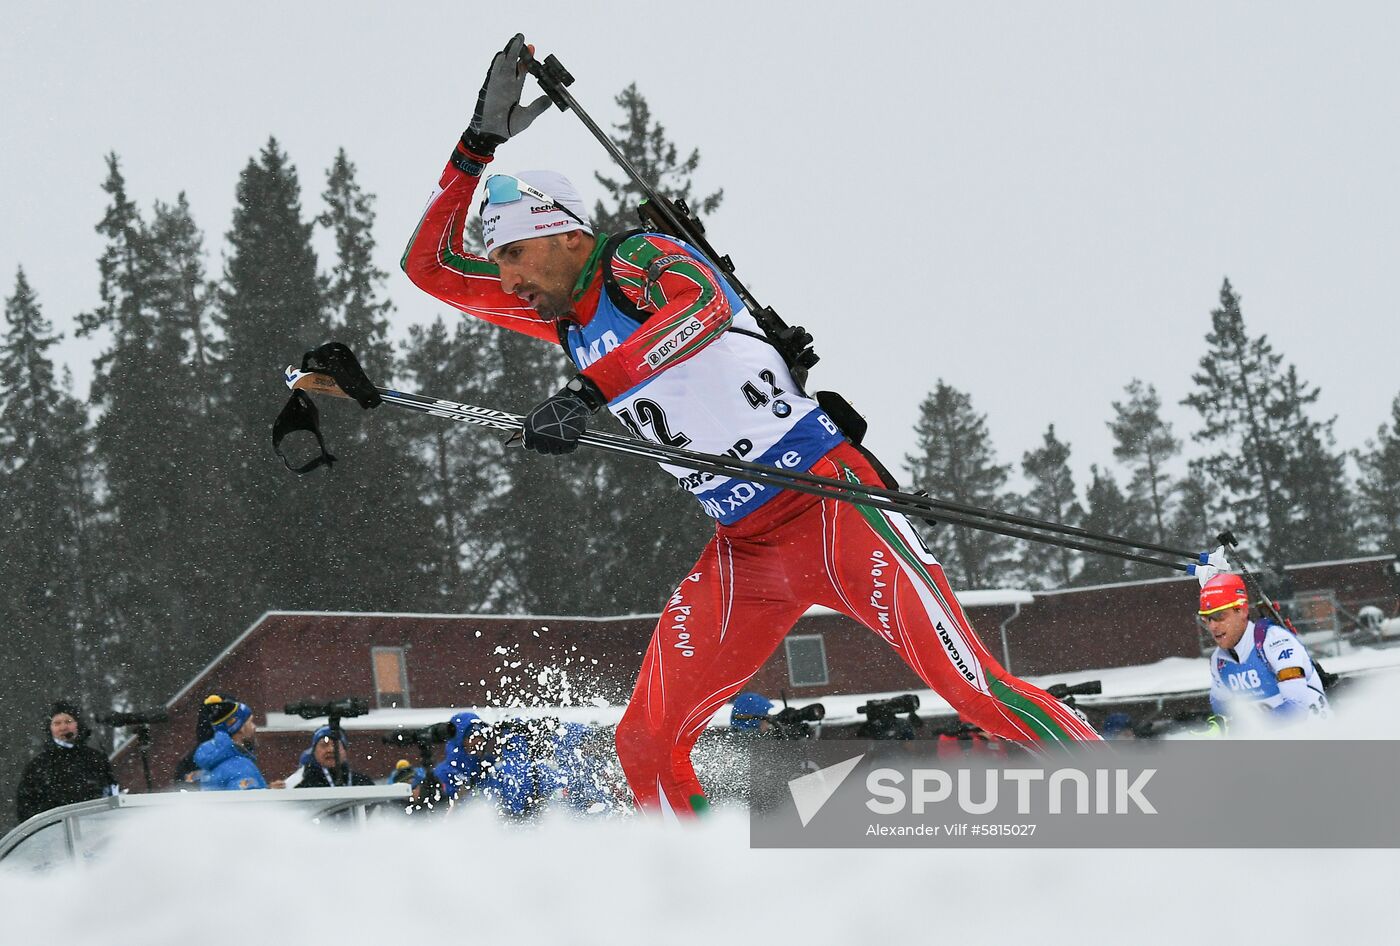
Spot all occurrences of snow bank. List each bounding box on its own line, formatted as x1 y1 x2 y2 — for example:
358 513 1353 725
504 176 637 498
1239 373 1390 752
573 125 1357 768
1 803 1395 944
5 681 1399 943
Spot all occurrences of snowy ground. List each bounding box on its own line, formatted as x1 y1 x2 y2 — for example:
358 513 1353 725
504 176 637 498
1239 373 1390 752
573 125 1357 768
2 806 1397 944
5 680 1398 943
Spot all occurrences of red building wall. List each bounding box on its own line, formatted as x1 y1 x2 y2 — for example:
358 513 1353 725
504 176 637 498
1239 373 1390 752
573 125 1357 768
1002 577 1203 677
111 556 1398 789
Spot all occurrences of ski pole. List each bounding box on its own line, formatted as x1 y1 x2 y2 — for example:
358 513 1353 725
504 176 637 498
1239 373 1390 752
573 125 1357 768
284 368 1194 572
392 373 1197 563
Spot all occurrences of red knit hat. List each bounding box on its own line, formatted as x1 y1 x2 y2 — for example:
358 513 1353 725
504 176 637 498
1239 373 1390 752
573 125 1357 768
1199 573 1249 616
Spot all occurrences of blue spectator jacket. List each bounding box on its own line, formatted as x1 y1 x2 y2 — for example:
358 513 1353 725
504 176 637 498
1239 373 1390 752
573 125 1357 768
193 732 268 791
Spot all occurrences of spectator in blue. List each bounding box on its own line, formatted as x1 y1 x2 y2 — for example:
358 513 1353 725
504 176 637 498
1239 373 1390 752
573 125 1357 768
387 759 426 787
552 721 617 812
295 726 376 788
434 713 556 816
1100 712 1136 740
729 692 774 734
193 695 267 791
433 711 488 793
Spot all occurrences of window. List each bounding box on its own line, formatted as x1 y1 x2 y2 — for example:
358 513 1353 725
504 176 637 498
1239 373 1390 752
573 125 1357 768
784 634 829 688
372 646 410 709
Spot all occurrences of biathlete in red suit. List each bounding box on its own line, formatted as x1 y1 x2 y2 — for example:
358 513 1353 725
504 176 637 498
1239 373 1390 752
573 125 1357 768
402 35 1100 816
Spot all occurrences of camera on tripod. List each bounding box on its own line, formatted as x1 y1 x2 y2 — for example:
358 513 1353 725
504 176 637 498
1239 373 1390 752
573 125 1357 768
382 720 456 768
382 720 456 748
95 708 171 791
284 697 369 721
768 702 825 740
1044 680 1101 709
855 693 922 740
96 709 170 727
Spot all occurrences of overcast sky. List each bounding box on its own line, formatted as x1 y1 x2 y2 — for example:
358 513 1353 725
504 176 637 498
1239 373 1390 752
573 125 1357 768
3 2 1397 490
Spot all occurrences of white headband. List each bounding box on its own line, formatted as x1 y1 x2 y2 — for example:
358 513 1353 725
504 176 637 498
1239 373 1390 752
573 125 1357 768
481 170 593 257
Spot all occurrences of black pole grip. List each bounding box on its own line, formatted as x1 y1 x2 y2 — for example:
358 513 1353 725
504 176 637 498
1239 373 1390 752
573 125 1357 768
529 54 574 110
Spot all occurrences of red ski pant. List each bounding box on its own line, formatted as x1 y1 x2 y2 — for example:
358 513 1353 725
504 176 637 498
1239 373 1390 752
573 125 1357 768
615 442 1100 815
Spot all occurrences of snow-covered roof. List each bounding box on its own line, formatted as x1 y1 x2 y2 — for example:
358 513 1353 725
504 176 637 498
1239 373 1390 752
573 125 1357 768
261 644 1400 732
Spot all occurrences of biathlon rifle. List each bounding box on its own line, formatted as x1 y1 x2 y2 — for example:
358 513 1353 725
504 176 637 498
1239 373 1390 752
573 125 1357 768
1216 530 1295 631
527 53 822 391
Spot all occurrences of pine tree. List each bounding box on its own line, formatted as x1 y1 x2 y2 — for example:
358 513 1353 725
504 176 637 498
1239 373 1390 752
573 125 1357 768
1270 365 1353 561
321 149 393 372
590 84 723 233
1356 393 1400 554
73 154 185 706
141 193 233 687
1019 424 1083 588
401 317 496 606
1075 466 1143 586
314 149 439 610
78 167 242 706
1108 379 1180 544
1183 278 1352 563
903 381 1016 588
213 138 333 614
0 270 97 825
1168 463 1219 553
1183 279 1286 556
468 321 617 613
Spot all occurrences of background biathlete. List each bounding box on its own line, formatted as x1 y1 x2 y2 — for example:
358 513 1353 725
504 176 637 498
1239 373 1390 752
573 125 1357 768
1199 573 1328 727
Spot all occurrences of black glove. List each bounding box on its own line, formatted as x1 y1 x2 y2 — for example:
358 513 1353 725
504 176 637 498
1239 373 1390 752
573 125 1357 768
461 33 552 157
521 375 605 456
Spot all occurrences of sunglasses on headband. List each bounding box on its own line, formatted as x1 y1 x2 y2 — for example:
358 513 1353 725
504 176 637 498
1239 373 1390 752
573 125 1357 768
480 174 588 228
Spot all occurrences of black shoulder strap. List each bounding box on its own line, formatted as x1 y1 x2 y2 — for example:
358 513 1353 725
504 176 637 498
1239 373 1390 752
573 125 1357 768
599 228 653 325
554 229 652 358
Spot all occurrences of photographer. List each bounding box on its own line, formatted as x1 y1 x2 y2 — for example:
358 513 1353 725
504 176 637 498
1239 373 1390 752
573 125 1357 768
729 692 775 735
193 696 267 791
381 722 454 809
15 701 118 824
1100 712 1137 740
937 719 1006 758
855 695 923 742
294 726 375 789
433 711 490 792
433 713 557 817
551 721 621 812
